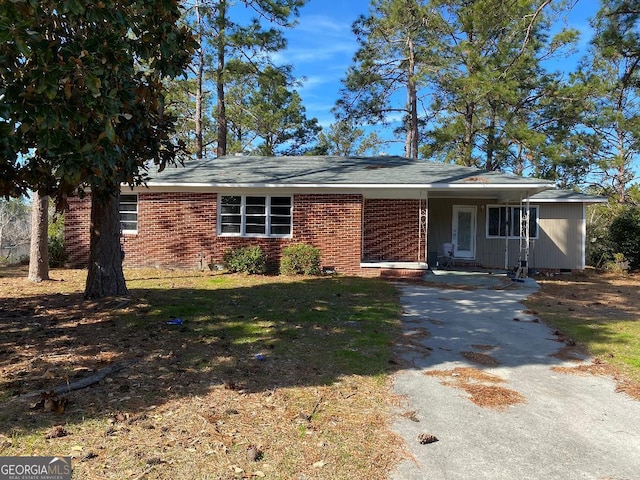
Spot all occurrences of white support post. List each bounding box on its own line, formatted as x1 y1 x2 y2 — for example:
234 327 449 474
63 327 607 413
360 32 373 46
418 192 428 263
504 202 509 270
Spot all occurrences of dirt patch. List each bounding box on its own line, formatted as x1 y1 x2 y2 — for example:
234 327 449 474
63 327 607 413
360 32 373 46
470 344 495 351
530 271 640 321
400 327 431 340
425 367 504 383
424 367 526 410
460 351 500 367
549 345 589 362
395 327 433 364
616 381 640 401
552 360 640 401
457 383 526 410
528 269 640 390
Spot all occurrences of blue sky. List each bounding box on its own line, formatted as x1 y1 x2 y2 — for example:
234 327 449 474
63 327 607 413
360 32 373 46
272 0 602 155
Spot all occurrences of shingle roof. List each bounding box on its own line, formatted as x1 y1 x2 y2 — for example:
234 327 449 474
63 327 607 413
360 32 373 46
147 155 553 188
530 189 608 203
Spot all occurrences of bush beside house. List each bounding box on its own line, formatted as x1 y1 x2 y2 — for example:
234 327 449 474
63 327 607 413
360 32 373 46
280 244 321 275
223 246 267 274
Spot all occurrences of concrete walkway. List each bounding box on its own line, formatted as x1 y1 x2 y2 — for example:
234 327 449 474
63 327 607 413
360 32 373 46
391 278 640 480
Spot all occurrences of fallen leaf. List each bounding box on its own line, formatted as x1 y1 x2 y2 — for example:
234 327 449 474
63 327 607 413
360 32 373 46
252 472 265 478
44 425 68 439
312 460 327 468
70 445 84 451
417 433 438 445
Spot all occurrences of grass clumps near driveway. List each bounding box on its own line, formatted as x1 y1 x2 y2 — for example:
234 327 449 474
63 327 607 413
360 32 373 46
526 270 640 389
0 267 403 479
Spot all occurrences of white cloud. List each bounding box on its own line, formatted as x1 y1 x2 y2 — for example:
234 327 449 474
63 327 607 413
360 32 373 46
295 14 352 35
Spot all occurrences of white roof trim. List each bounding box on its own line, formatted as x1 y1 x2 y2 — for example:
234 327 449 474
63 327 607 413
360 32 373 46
531 197 609 203
145 181 552 190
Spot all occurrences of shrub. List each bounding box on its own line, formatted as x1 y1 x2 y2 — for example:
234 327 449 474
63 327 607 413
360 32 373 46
280 244 321 275
609 207 640 271
48 236 67 268
223 246 266 274
604 252 629 273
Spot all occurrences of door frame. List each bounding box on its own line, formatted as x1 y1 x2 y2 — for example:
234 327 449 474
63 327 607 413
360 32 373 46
452 205 477 259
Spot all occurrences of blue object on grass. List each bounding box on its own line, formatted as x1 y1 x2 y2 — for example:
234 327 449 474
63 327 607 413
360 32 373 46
255 354 266 361
166 318 184 325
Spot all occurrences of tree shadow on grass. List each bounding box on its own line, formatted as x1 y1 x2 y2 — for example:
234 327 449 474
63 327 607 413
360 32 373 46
0 274 401 437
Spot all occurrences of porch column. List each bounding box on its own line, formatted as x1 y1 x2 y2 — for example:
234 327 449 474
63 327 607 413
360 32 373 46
418 191 428 263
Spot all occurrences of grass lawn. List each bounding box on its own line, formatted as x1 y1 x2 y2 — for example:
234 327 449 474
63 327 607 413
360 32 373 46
0 267 403 479
526 270 640 384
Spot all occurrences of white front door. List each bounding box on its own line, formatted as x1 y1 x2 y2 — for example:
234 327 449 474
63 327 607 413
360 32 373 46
452 206 476 259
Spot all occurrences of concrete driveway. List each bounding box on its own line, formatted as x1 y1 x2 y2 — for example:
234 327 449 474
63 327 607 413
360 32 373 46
391 278 640 480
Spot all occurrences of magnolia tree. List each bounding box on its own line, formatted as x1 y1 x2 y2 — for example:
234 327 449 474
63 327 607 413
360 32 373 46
0 0 196 297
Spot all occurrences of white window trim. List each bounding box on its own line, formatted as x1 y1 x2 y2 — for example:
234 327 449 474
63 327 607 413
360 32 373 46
485 204 539 240
218 195 293 238
119 193 138 235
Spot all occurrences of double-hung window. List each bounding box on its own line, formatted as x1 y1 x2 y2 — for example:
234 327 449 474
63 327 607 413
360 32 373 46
486 205 538 239
219 195 292 237
119 194 138 234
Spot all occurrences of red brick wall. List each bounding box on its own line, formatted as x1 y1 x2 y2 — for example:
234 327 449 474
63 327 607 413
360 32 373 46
123 192 217 268
64 192 365 275
362 199 420 262
65 196 92 268
293 194 363 274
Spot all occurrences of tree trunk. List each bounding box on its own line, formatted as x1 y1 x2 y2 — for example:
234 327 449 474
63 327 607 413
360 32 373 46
216 0 228 157
84 191 128 299
463 103 475 167
406 36 419 159
194 1 204 160
485 107 497 171
28 190 50 282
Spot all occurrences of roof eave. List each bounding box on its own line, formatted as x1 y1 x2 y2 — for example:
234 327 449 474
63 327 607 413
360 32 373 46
144 181 553 190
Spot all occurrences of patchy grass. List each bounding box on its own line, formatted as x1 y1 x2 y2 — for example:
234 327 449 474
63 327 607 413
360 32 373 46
0 267 403 479
526 270 640 383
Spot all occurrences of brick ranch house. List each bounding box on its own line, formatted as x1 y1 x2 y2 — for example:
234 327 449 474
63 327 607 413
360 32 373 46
65 155 606 277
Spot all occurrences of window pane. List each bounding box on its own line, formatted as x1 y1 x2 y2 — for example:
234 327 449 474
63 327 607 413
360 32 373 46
269 197 291 236
246 196 266 205
488 207 500 236
219 195 292 237
246 216 266 225
271 197 291 206
222 196 241 205
246 224 266 234
488 207 508 237
221 204 241 214
221 214 241 224
121 222 137 231
510 208 517 237
271 206 291 216
246 205 266 215
221 224 241 234
119 194 137 232
271 225 291 235
271 215 290 226
529 207 538 237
